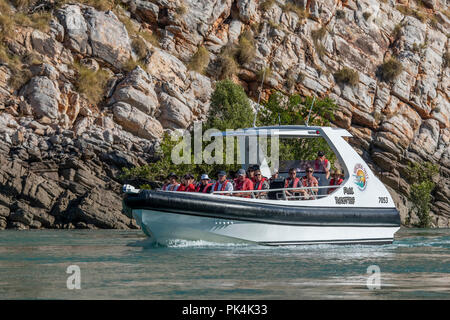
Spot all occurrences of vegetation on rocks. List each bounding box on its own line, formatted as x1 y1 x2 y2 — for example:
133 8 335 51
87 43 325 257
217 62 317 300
207 80 254 131
334 67 359 87
444 51 450 69
379 58 403 82
258 91 337 162
406 161 439 228
236 30 256 65
218 45 239 79
72 61 111 105
259 0 276 11
281 1 309 20
188 46 210 74
311 26 327 58
0 42 34 90
0 0 51 39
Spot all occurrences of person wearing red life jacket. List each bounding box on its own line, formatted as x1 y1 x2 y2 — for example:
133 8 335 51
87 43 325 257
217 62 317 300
328 169 344 194
195 174 214 193
253 169 270 199
211 171 233 196
301 167 319 200
161 173 180 191
177 173 196 192
234 169 254 198
314 151 331 179
284 168 301 199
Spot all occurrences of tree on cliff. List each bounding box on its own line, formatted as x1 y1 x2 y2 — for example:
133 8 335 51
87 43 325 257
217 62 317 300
258 91 338 163
206 79 254 131
407 162 439 228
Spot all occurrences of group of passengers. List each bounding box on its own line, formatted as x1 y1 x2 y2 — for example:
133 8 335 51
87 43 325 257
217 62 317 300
162 165 271 199
161 151 344 200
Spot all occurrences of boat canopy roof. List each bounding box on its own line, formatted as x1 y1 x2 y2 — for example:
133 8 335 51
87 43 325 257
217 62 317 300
210 125 352 138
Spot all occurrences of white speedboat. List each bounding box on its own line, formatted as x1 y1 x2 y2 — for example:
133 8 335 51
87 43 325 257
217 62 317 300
123 126 400 245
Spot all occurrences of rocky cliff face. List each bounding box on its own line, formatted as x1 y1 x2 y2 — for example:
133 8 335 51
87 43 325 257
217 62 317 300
0 0 448 229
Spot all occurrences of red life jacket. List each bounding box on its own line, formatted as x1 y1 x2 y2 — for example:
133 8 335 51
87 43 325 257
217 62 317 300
255 177 267 190
302 176 318 187
284 177 300 189
234 178 254 198
178 183 196 192
330 178 343 186
314 159 329 171
196 182 213 193
213 180 230 192
328 178 343 193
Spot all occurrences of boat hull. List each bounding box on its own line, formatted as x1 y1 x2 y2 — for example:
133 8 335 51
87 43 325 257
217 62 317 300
133 209 400 246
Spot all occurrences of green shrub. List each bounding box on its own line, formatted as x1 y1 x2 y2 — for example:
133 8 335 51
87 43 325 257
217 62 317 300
175 4 187 16
363 11 371 20
131 37 148 60
281 1 309 20
256 66 272 82
188 45 210 74
259 0 276 11
311 26 327 42
396 5 427 22
207 79 254 131
236 30 255 65
393 23 403 40
406 161 439 228
258 91 337 161
0 13 15 40
311 26 327 58
268 20 280 30
443 51 450 69
335 10 345 19
0 42 32 90
138 30 160 48
123 58 147 72
218 45 238 79
72 62 111 104
334 67 359 86
379 58 403 82
314 42 326 58
11 0 38 9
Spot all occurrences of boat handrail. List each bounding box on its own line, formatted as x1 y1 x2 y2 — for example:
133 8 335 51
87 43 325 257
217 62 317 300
211 185 337 195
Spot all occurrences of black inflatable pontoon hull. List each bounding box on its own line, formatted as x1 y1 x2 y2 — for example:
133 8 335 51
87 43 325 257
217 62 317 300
124 190 401 227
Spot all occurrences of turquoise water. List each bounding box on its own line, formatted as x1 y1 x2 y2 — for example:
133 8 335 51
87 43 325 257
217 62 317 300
0 228 449 299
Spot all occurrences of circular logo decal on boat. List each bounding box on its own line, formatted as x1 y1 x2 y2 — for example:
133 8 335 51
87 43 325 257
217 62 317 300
353 164 368 191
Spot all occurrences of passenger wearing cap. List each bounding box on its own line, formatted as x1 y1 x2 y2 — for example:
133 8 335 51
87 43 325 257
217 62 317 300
300 166 319 199
270 169 279 183
234 169 254 198
211 171 233 195
196 174 214 193
162 173 180 191
177 173 196 192
328 169 344 194
314 151 331 179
